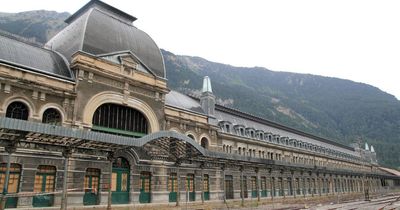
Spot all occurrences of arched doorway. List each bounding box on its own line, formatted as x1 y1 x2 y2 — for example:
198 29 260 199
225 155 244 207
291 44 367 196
111 157 130 204
92 103 148 138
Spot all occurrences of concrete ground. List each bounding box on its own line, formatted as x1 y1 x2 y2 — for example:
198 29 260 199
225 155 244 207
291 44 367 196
7 192 400 210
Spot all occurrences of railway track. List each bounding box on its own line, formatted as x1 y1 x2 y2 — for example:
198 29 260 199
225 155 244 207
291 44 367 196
314 195 400 210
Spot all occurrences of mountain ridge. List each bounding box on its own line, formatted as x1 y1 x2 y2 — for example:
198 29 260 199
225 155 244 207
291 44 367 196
0 10 399 168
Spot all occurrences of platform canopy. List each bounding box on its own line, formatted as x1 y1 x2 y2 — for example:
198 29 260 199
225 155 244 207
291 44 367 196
1 117 398 179
0 117 205 160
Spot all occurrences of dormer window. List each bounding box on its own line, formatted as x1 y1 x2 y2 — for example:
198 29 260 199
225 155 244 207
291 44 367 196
225 124 230 133
273 135 280 143
257 132 264 140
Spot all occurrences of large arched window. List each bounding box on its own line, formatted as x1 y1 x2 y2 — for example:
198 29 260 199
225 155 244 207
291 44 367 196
42 108 62 125
200 137 209 149
6 102 29 120
92 103 148 137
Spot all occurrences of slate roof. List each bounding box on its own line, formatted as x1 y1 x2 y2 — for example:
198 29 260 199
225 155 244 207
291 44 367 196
214 105 357 154
165 90 358 155
0 35 73 81
45 0 165 79
165 91 205 115
379 167 400 177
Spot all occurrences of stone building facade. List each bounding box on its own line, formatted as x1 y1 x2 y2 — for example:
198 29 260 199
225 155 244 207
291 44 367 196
0 0 399 209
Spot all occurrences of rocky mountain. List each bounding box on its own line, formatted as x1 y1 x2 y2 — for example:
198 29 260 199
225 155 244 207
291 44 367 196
0 10 68 44
0 10 399 168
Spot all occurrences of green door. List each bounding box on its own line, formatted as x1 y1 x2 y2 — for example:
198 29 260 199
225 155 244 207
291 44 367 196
241 176 248 198
83 168 100 205
187 174 195 201
203 175 209 200
32 166 56 207
261 177 267 197
111 158 130 204
0 163 21 208
168 173 177 202
251 177 257 198
139 172 151 203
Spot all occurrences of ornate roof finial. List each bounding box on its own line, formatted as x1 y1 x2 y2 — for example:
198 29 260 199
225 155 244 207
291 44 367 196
202 76 212 93
365 142 370 151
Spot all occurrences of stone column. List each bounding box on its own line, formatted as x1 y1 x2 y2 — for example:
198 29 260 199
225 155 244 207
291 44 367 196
176 165 180 206
240 167 244 206
256 168 260 202
222 166 226 203
107 153 114 210
201 164 204 204
282 177 286 198
291 172 295 198
61 149 72 210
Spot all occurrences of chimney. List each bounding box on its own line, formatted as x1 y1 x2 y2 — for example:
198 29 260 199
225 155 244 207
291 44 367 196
200 76 215 116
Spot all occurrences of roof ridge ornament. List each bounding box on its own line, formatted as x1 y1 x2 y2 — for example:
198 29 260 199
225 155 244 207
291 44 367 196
370 145 375 153
365 142 370 151
202 76 213 93
200 76 215 117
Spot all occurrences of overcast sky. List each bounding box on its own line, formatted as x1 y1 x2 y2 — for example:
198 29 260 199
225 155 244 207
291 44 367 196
2 0 400 100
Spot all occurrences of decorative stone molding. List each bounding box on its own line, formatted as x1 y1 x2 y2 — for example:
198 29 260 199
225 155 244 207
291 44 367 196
4 84 11 93
38 103 66 124
2 96 36 118
82 91 160 132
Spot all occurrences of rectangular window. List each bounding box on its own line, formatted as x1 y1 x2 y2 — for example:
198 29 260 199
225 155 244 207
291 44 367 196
0 172 20 193
225 175 234 199
168 173 178 192
261 177 266 191
34 175 44 192
203 174 209 192
121 173 128 191
187 174 194 192
34 166 56 193
111 173 117 191
84 168 100 192
251 176 257 191
45 176 55 192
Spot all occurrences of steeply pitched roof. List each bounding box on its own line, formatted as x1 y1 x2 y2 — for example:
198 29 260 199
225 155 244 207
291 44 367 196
165 90 356 154
46 2 165 79
165 90 205 114
0 35 73 81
